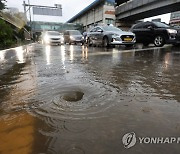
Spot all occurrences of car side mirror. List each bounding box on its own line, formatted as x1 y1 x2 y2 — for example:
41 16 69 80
97 29 103 33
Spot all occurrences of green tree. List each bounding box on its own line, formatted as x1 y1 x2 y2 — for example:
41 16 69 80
0 0 6 10
0 19 14 48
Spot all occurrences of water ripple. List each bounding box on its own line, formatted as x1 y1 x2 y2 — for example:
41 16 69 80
32 81 119 120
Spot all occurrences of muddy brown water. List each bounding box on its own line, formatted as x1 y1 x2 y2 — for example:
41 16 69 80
0 44 180 154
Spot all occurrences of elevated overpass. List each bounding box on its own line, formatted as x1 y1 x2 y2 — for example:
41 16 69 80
115 0 180 21
115 0 129 6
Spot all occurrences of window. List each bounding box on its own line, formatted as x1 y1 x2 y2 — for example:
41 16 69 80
153 22 170 28
96 27 103 32
143 23 154 28
105 18 115 25
90 28 97 32
69 30 81 35
103 26 121 32
133 22 143 29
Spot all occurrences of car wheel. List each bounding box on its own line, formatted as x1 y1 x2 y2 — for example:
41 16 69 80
102 37 109 47
154 35 165 47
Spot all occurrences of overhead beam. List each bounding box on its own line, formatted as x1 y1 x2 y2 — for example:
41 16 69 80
116 0 180 21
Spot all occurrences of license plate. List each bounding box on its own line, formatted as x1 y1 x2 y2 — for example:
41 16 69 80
124 38 132 41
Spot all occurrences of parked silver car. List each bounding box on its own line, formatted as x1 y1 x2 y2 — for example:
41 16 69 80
87 25 136 47
40 31 64 45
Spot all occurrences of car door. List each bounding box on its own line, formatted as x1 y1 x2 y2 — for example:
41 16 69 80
131 23 144 43
141 23 155 43
95 27 104 44
88 27 97 44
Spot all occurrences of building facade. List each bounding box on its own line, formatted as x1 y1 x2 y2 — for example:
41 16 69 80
67 0 115 31
170 11 180 27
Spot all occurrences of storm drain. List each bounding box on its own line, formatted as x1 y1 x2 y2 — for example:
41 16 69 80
62 91 84 102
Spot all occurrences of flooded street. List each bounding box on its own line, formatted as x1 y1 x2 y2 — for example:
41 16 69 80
0 44 180 154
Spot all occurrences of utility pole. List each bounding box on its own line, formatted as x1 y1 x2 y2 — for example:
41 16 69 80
22 1 62 36
28 0 32 24
23 0 33 39
23 1 26 17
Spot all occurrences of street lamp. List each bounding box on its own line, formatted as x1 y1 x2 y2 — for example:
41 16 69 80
54 4 62 9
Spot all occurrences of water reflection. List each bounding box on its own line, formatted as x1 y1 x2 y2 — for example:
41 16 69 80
70 45 74 61
60 45 66 69
0 50 5 61
82 46 88 61
0 111 48 154
164 52 172 70
45 45 51 65
15 46 25 64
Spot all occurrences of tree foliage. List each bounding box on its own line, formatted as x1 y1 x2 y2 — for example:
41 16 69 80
0 0 6 10
0 19 14 48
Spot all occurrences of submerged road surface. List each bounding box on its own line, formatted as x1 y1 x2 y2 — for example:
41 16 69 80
0 44 180 154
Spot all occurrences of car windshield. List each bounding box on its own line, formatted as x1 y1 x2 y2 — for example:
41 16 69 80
153 22 170 28
69 31 81 35
102 26 122 32
47 31 60 36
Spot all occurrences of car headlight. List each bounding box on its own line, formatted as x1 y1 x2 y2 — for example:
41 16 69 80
61 37 64 41
167 29 177 34
70 36 74 40
44 35 50 42
112 34 119 38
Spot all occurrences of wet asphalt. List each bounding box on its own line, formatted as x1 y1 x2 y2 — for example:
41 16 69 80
0 43 180 154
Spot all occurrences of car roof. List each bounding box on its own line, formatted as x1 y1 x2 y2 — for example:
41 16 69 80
91 25 111 29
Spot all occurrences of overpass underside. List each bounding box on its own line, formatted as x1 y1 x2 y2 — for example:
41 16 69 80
115 0 180 21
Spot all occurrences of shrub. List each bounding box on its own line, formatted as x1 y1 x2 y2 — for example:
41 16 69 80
0 19 15 48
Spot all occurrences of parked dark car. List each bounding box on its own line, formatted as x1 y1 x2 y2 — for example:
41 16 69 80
86 25 136 47
63 30 84 45
130 21 179 47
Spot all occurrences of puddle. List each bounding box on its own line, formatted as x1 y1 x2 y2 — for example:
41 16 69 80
63 120 89 133
1 44 180 154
